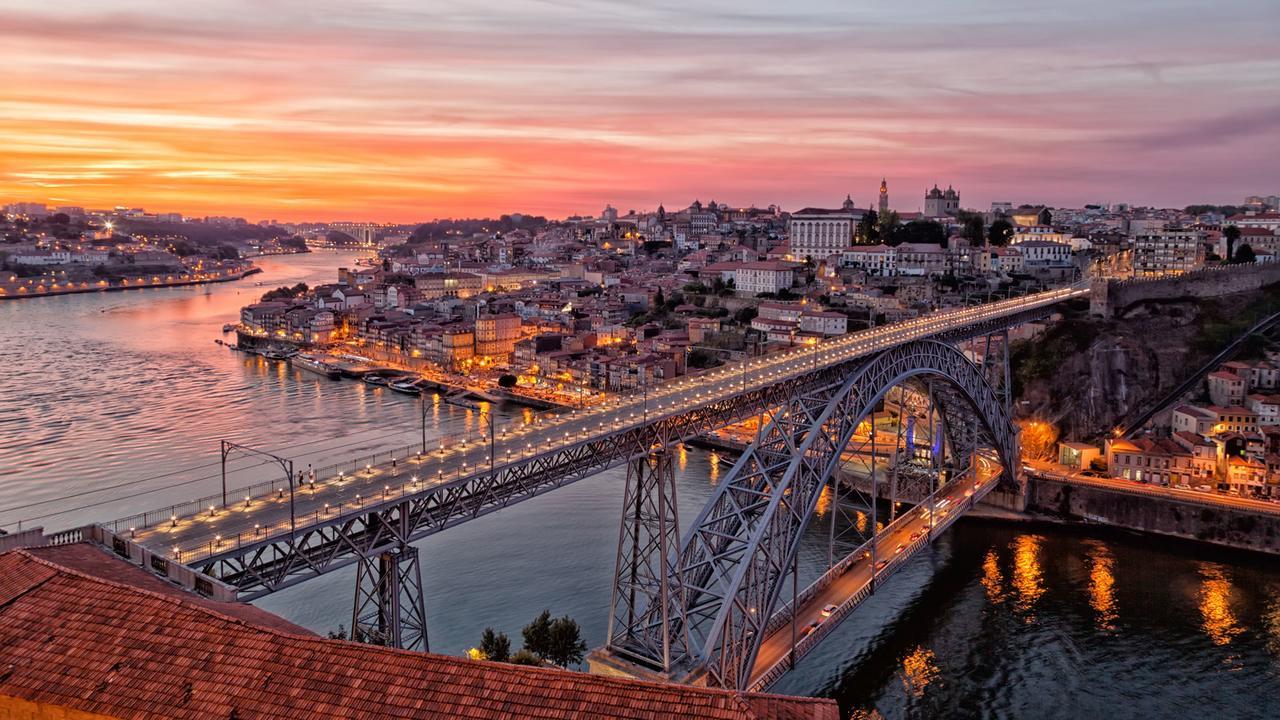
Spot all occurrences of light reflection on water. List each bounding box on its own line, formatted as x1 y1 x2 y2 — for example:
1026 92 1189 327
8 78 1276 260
1086 541 1117 631
1198 563 1242 647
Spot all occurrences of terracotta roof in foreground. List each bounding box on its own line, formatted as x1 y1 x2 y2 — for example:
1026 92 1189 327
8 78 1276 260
0 544 838 720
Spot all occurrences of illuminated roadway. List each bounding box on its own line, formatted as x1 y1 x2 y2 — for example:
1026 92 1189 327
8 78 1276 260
118 286 1087 567
747 454 1003 690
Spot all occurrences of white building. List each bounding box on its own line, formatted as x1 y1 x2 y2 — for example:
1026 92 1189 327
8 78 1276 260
895 243 949 276
1015 240 1071 267
799 310 848 336
840 244 896 276
735 261 798 295
788 199 861 261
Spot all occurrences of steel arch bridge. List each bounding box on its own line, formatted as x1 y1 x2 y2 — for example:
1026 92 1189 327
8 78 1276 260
610 339 1018 690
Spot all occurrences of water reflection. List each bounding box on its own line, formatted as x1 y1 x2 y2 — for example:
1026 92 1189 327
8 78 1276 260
899 646 939 699
1086 541 1118 630
1264 585 1280 657
981 548 1006 603
1198 564 1242 646
1012 535 1045 616
814 484 832 518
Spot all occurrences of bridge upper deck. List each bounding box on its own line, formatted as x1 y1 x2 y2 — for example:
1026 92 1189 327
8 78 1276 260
122 286 1086 575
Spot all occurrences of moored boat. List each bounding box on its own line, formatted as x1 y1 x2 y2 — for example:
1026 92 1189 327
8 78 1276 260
292 354 342 380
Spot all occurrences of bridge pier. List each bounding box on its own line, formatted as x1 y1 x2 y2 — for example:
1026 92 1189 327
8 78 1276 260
603 449 688 675
351 544 429 651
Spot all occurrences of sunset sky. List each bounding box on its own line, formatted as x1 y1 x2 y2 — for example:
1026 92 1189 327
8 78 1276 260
2 0 1278 222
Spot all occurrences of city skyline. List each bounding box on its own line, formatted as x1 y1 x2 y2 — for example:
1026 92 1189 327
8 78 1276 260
3 0 1279 222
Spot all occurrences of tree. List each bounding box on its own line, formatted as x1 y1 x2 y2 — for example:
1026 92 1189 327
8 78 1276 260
326 625 348 640
653 288 664 308
987 219 1014 247
855 210 880 244
50 212 70 225
510 649 543 666
544 616 588 668
887 220 946 247
1234 244 1256 263
521 610 554 659
498 374 517 389
479 627 511 662
1224 224 1241 262
877 209 900 239
960 212 985 246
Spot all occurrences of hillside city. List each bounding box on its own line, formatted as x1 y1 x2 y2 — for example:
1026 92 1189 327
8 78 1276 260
5 188 1280 503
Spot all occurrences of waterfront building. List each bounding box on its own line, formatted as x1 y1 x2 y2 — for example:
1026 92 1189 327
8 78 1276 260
475 313 522 359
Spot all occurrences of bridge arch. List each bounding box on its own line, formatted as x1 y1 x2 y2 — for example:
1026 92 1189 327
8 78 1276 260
653 339 1018 689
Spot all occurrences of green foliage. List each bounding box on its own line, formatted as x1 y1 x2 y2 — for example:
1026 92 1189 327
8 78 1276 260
479 627 511 662
855 209 880 243
326 625 348 640
687 348 721 369
498 374 518 388
988 219 1014 247
1185 205 1242 217
877 209 900 238
260 282 309 302
521 609 553 659
960 212 985 245
683 281 708 294
886 220 946 248
1233 244 1256 263
1224 224 1241 261
734 307 757 325
509 649 543 666
544 616 588 668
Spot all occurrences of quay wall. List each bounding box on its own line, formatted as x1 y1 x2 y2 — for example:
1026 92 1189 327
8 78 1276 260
1026 475 1280 554
1090 263 1280 318
0 266 259 301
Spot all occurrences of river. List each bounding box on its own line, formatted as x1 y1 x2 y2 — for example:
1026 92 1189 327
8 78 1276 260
1 251 1276 719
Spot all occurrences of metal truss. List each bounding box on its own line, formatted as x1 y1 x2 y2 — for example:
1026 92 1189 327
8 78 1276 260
351 544 429 651
196 343 887 597
606 450 689 672
633 340 1019 690
187 303 1053 600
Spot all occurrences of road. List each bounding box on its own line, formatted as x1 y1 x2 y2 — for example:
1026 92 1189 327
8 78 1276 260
747 455 1002 690
122 286 1087 563
1025 459 1280 517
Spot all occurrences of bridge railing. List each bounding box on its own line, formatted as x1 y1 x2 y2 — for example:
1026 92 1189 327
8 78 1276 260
750 472 999 692
100 286 1085 537
762 467 974 638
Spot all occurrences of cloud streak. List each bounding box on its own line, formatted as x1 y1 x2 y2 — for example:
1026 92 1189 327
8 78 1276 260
1 0 1278 220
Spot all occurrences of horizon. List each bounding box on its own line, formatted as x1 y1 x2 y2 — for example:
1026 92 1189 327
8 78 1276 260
3 0 1278 222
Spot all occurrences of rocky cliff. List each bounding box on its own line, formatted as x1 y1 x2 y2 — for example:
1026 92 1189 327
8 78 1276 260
1013 284 1280 441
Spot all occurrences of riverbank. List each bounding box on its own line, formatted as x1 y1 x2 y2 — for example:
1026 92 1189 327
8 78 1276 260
0 265 260 300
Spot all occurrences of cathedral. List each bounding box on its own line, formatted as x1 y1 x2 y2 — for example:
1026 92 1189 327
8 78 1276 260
924 185 960 218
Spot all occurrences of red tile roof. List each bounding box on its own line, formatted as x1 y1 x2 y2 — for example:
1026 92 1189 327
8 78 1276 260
0 544 837 720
